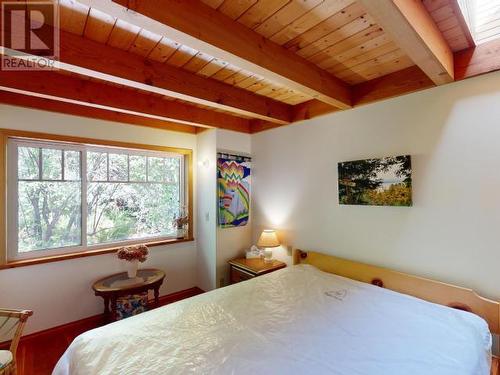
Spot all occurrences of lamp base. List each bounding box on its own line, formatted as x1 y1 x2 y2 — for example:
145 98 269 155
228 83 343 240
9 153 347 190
263 248 273 263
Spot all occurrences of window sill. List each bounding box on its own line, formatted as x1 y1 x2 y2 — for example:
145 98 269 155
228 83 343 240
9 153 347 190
0 237 195 270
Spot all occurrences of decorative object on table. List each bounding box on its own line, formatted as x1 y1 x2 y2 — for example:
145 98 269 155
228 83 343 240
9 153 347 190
117 245 149 278
228 258 286 284
338 155 412 206
257 229 280 263
217 152 251 228
172 207 189 238
93 269 165 322
0 308 33 375
116 292 149 320
245 245 261 259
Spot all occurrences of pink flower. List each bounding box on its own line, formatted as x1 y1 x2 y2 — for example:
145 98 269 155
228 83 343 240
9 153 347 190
117 245 149 262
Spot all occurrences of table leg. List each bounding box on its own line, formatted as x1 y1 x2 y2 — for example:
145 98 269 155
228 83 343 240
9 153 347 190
103 297 110 323
154 287 160 308
110 296 118 322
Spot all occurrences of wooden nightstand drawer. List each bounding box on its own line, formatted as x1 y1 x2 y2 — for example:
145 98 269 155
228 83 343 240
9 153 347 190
230 266 255 284
228 258 286 285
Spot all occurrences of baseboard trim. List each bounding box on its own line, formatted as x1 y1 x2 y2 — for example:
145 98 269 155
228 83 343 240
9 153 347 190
2 286 204 347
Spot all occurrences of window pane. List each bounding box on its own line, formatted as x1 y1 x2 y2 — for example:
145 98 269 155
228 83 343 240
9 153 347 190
147 157 165 182
18 147 39 180
64 150 81 181
129 155 146 182
87 151 107 181
109 153 128 182
87 182 180 245
42 149 62 180
12 139 185 258
165 157 180 184
18 181 81 252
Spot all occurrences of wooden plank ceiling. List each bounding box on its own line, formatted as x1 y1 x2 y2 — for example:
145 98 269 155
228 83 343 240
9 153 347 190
200 0 412 86
1 0 499 134
424 0 474 51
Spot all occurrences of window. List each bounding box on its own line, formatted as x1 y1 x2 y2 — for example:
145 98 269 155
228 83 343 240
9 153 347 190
458 0 500 44
7 136 190 261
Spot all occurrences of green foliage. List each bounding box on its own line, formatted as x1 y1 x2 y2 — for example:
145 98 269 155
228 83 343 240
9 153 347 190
18 181 81 251
87 182 179 245
365 183 412 206
338 158 383 204
17 146 181 253
338 155 412 206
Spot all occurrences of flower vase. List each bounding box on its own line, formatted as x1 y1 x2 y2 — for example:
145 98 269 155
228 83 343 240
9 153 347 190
176 227 186 239
126 259 139 278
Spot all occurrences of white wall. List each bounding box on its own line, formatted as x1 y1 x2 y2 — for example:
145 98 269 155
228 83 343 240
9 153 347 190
252 70 500 300
196 129 217 291
0 105 198 334
217 129 251 156
216 130 252 286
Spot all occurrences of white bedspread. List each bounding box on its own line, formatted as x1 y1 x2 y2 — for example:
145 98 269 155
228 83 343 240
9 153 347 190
53 265 492 375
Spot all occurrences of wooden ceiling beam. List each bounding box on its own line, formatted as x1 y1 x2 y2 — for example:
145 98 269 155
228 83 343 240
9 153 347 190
256 38 500 133
1 30 291 125
293 100 340 122
0 91 198 134
252 65 435 133
356 39 500 106
81 0 351 109
454 38 500 80
0 70 251 132
250 100 340 133
353 65 435 105
359 0 454 85
249 120 283 134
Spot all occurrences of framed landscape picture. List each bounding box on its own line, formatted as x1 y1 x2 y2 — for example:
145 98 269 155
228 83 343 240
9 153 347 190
338 155 412 206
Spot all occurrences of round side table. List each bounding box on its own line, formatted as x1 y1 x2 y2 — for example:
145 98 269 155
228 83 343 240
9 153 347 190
92 268 165 322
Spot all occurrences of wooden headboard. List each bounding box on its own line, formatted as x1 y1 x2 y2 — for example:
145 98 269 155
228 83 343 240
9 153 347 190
294 249 500 334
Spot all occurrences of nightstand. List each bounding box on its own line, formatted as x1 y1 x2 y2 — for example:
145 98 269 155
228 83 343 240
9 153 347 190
228 258 286 284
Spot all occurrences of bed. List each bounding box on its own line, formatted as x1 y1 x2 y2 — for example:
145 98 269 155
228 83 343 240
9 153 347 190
53 250 498 375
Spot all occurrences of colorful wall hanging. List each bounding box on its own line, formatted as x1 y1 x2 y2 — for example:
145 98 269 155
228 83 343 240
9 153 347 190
217 152 251 228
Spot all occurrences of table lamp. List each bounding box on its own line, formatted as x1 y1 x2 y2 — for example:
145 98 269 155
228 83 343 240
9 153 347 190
257 229 280 263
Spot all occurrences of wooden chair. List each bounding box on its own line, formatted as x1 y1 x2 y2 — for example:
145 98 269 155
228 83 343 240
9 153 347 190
0 309 33 375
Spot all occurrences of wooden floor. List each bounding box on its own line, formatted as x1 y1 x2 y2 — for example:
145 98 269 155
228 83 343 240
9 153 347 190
11 287 203 375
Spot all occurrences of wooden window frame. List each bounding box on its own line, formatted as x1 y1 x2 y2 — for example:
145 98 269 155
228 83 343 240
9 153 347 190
0 129 194 270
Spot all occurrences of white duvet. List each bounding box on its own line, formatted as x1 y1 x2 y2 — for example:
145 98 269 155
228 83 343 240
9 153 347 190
53 264 492 375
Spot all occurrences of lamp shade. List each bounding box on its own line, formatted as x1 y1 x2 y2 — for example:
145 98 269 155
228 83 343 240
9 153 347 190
257 229 280 248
